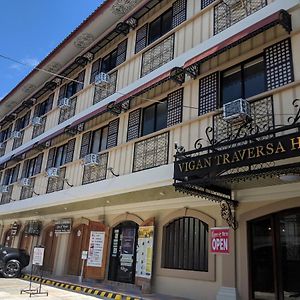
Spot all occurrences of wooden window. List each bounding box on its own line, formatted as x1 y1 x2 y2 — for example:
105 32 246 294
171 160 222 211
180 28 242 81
46 139 75 169
0 125 12 142
162 217 208 271
34 94 54 117
135 0 186 53
199 72 219 116
3 164 20 185
90 58 101 84
15 111 31 131
107 119 119 149
21 153 44 178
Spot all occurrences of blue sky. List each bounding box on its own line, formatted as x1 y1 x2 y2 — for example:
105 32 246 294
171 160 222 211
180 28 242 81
0 0 103 100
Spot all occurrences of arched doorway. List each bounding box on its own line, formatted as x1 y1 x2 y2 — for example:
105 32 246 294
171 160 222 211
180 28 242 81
108 221 139 284
42 225 58 273
3 229 13 247
249 208 300 299
67 224 88 276
19 230 33 254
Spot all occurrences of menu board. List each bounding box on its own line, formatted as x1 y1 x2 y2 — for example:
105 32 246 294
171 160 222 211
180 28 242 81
135 226 154 279
32 247 45 266
86 231 105 267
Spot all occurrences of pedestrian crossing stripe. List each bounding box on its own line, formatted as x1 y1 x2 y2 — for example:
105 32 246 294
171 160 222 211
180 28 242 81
20 274 141 299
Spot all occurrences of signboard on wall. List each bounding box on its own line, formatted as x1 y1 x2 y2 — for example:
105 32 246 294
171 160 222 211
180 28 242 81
11 222 20 236
210 227 230 254
136 226 154 279
54 219 72 233
86 231 105 267
32 246 45 266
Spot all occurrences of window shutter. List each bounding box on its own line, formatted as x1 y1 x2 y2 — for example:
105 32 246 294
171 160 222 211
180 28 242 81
107 119 119 149
64 138 76 164
172 0 187 28
90 58 101 83
34 153 44 175
46 148 56 169
12 164 20 183
127 109 141 141
46 94 54 113
167 88 184 127
116 39 128 66
76 70 85 93
80 131 92 158
58 84 66 101
21 160 29 178
264 38 294 91
201 0 216 9
199 72 219 116
135 24 148 54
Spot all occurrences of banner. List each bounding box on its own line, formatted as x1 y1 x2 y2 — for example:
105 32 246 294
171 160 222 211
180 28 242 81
87 231 105 267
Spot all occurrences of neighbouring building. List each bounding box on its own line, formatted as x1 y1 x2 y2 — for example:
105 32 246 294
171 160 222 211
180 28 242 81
0 0 300 299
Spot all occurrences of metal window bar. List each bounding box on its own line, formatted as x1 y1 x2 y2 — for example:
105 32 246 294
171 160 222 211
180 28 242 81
214 0 267 35
141 34 174 77
133 132 169 172
82 152 108 185
46 167 66 194
32 116 47 139
58 97 77 124
93 71 118 105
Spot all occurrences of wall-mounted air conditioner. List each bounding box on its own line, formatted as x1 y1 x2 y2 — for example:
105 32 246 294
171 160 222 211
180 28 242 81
11 131 22 139
58 97 71 109
32 117 42 126
0 185 9 193
83 153 100 167
46 167 60 178
95 72 110 87
223 98 251 124
19 178 32 187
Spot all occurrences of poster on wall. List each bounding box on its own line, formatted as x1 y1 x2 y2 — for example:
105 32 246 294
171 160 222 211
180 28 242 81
210 227 230 254
86 231 105 267
135 226 154 279
32 246 45 266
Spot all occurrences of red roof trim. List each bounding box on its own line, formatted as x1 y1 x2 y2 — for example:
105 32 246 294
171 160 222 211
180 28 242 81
184 10 283 69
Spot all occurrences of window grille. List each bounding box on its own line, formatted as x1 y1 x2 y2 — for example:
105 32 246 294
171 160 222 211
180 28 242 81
167 88 183 127
93 71 118 104
107 119 119 149
201 0 216 9
32 116 46 139
12 131 25 150
58 97 77 124
46 167 66 194
127 109 142 141
20 178 35 200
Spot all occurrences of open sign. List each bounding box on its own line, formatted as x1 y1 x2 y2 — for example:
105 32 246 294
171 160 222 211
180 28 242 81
210 227 230 254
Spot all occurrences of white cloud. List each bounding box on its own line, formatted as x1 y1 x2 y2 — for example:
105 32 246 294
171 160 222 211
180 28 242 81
10 57 39 70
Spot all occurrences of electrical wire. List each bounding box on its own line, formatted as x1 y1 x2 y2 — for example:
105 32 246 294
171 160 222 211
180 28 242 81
0 53 199 110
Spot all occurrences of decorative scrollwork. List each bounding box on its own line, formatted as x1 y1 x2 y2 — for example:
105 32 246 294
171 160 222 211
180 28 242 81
288 99 300 125
220 200 238 230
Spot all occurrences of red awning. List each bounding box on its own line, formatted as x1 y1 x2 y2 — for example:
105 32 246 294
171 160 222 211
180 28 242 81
184 9 291 70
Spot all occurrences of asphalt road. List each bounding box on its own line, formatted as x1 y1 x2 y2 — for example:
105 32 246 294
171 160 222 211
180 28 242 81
0 278 99 300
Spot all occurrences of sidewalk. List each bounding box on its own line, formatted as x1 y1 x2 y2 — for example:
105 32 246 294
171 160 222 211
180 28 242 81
21 273 190 300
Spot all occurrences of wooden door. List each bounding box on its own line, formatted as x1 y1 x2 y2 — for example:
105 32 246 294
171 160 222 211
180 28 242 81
84 221 109 280
42 226 58 273
19 230 33 254
3 229 12 247
67 224 88 276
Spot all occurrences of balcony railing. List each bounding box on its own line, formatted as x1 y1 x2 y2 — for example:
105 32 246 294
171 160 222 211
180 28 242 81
133 132 169 172
214 0 267 35
46 167 66 193
93 71 118 105
58 97 77 124
82 152 108 185
141 34 175 77
32 116 47 139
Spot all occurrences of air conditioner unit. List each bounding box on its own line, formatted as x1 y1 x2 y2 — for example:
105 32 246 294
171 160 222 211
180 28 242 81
83 153 100 167
223 0 241 6
58 97 71 109
32 117 42 126
223 98 251 124
19 178 32 187
11 131 21 139
0 185 9 193
46 167 60 178
95 72 110 87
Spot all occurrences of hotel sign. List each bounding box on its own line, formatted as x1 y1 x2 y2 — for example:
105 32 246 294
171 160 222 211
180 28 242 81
174 132 300 180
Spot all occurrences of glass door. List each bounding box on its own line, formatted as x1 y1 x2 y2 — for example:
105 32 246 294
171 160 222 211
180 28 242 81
249 209 300 300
